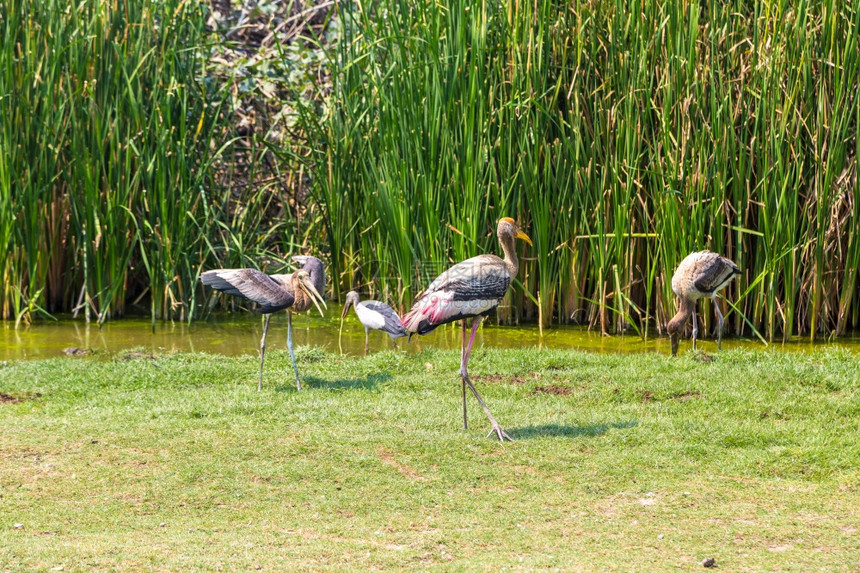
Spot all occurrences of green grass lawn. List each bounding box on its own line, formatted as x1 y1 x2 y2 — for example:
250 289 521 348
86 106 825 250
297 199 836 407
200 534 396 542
1 346 858 571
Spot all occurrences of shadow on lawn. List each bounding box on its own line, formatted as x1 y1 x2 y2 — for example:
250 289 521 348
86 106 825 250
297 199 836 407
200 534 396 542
275 373 391 392
506 420 637 440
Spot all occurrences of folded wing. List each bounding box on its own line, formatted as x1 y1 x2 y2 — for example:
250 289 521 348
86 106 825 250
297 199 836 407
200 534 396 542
402 255 511 335
361 300 407 338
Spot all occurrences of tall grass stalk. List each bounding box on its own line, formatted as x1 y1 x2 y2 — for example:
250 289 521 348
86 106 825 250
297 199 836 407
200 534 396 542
299 0 859 338
0 0 233 323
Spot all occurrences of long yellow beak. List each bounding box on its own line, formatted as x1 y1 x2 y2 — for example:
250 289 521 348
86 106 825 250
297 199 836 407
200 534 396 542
340 302 351 320
516 229 533 246
299 278 327 317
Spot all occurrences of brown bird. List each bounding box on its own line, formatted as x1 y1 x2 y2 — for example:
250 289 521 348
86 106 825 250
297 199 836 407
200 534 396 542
402 217 532 441
201 256 327 390
667 250 741 356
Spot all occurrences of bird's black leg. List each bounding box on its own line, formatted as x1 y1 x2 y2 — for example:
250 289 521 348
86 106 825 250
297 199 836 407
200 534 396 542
714 300 725 351
461 320 468 430
364 326 370 357
460 316 512 442
287 310 301 390
691 310 698 351
391 337 397 351
259 314 271 392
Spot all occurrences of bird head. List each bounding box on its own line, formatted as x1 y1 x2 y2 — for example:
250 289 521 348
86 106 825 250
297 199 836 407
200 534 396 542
341 291 360 319
666 297 695 357
666 318 684 356
669 331 680 357
294 270 327 317
498 217 533 246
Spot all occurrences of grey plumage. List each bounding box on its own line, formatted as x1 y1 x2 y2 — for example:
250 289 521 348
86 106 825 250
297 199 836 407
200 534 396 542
201 256 327 390
360 300 407 338
424 256 512 301
201 269 295 314
402 255 513 336
671 250 740 301
691 258 740 294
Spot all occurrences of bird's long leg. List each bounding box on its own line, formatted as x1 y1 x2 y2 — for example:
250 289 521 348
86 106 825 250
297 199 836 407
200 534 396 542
460 316 512 442
287 310 301 391
461 320 468 430
714 300 725 351
391 336 397 351
691 309 699 351
364 327 370 357
258 314 271 392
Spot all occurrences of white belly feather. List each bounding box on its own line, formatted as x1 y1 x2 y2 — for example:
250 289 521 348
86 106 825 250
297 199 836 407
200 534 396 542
355 302 387 330
430 295 500 321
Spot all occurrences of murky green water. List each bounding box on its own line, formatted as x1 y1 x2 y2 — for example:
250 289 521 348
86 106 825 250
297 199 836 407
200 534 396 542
2 308 859 361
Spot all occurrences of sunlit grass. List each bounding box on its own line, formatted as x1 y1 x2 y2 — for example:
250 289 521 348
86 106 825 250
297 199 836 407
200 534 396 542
1 347 857 569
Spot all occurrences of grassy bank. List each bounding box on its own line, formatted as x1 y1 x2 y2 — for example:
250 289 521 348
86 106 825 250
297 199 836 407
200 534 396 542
1 348 858 569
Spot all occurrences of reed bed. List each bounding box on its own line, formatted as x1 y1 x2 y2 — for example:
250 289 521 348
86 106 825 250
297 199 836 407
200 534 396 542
1 0 857 341
299 0 860 340
0 0 233 324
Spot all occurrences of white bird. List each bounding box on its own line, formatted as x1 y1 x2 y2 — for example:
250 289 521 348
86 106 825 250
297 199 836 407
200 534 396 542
402 217 532 441
341 291 406 355
201 256 327 390
667 250 741 356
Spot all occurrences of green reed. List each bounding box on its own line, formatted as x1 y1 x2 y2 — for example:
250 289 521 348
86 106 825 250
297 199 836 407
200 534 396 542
298 0 859 339
1 0 857 338
0 0 234 323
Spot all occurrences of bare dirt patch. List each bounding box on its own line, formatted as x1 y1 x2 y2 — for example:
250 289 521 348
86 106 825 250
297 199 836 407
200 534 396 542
1 392 41 404
532 384 573 396
671 391 703 401
637 390 702 403
692 352 715 363
476 372 542 385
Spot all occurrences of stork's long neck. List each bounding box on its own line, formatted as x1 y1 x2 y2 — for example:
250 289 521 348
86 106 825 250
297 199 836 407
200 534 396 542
499 231 519 277
667 297 695 334
304 260 326 298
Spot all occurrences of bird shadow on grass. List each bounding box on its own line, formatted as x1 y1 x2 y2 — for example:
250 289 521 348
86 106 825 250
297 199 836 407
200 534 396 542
506 420 637 440
274 373 391 393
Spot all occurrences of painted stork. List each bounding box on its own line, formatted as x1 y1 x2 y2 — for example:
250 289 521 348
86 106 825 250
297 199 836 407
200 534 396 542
201 255 327 390
341 290 406 355
401 217 532 441
667 250 741 356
